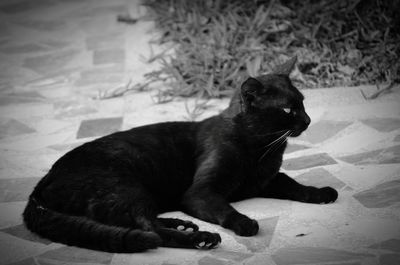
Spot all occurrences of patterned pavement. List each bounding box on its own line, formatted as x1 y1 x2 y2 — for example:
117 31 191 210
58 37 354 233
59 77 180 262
0 0 400 265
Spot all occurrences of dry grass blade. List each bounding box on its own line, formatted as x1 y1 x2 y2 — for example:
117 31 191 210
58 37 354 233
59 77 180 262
360 82 397 100
117 14 138 24
137 0 399 100
95 80 150 100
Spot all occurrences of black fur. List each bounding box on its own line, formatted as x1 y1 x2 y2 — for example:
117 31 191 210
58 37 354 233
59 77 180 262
23 58 338 253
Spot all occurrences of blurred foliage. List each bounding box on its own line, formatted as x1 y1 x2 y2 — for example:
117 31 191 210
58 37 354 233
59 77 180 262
142 0 399 98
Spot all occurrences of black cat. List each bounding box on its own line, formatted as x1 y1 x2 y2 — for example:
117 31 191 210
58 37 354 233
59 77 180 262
23 57 338 253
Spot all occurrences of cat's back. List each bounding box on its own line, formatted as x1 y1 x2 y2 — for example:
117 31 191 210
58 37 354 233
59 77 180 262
52 121 200 173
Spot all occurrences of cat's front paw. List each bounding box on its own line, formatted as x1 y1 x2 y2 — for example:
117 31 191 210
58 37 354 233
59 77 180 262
223 213 259 237
311 186 338 204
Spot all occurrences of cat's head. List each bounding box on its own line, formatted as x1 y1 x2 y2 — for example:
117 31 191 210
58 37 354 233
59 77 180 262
239 56 311 137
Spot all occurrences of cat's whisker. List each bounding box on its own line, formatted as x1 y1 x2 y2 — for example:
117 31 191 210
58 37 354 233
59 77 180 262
258 130 290 162
267 131 291 156
260 130 290 149
267 131 289 146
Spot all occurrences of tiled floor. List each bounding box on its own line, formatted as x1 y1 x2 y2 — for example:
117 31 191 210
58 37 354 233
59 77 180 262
0 0 400 265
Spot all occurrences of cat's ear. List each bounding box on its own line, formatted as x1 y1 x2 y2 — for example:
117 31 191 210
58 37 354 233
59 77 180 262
272 55 297 76
240 77 263 109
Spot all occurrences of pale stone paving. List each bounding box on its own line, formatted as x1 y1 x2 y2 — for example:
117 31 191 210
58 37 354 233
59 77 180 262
0 0 399 265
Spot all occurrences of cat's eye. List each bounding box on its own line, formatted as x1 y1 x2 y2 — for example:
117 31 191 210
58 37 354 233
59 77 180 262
282 108 291 114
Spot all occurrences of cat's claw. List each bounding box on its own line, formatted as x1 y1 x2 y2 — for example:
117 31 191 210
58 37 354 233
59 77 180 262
176 220 199 232
191 231 221 250
196 242 216 249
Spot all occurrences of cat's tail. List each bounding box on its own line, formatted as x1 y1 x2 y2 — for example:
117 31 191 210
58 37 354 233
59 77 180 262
23 197 162 253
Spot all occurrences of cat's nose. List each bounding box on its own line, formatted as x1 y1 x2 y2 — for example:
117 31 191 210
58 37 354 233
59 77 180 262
296 111 311 127
303 113 311 126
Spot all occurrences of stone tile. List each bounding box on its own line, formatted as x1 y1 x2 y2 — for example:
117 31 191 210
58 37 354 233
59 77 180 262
0 202 26 228
0 43 49 54
76 4 125 18
0 94 44 106
0 102 50 119
212 250 253 263
0 232 51 265
301 120 352 144
198 256 229 265
54 100 97 118
242 254 277 265
321 123 387 156
233 217 279 253
93 48 125 65
379 253 400 265
322 263 360 265
338 149 382 165
40 39 70 50
48 142 83 152
36 85 72 99
362 118 400 132
0 36 10 46
272 247 373 265
7 257 37 265
0 178 40 203
282 153 338 171
76 117 123 139
74 66 125 86
14 19 67 32
24 68 78 90
353 180 400 208
340 217 400 243
369 238 400 252
97 97 125 116
0 0 55 14
285 143 310 154
111 247 197 265
14 91 45 99
38 246 113 264
74 73 125 87
31 119 70 134
0 151 59 176
86 33 124 51
23 49 80 75
0 119 36 139
338 145 400 165
294 168 346 189
0 57 42 79
0 132 71 151
1 224 51 245
79 16 125 36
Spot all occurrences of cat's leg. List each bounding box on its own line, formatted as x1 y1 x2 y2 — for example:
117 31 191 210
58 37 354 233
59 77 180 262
88 185 219 249
156 218 199 232
155 227 221 249
87 185 158 231
90 200 219 249
261 172 338 204
181 188 259 237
